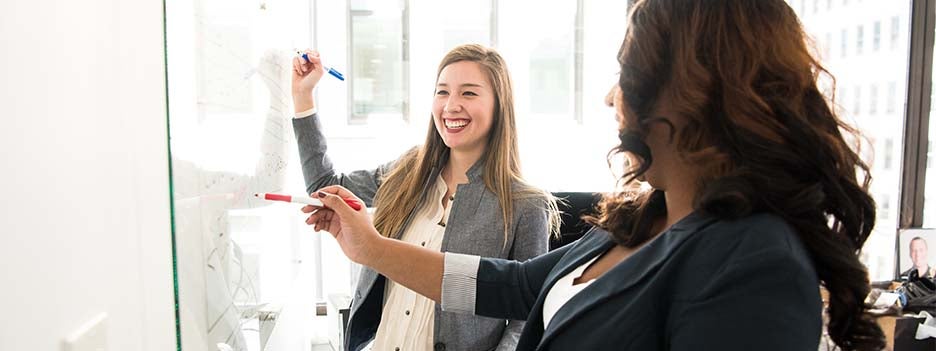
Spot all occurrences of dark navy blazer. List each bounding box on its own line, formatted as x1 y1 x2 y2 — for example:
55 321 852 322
473 212 823 350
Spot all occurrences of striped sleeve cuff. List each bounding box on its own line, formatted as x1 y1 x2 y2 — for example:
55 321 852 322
441 252 481 314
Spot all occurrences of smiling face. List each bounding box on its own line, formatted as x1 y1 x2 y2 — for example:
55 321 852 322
432 61 496 154
911 238 929 270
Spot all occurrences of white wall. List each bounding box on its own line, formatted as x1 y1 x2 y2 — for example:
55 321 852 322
0 0 176 350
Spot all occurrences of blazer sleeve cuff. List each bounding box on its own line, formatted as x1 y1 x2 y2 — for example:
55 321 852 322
441 252 481 314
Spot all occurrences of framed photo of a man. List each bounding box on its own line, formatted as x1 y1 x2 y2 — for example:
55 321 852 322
898 229 936 279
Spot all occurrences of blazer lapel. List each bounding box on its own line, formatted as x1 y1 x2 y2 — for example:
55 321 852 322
539 228 617 296
537 212 716 349
517 229 615 348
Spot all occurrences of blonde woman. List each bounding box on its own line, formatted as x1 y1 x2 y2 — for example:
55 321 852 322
291 44 558 351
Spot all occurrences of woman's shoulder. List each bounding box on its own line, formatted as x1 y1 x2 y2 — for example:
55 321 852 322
508 182 552 206
689 212 812 268
695 212 792 240
510 189 556 221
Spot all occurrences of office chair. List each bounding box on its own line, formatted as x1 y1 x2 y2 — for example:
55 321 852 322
550 192 602 251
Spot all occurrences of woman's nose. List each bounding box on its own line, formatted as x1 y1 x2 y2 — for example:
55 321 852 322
605 85 619 107
444 96 462 113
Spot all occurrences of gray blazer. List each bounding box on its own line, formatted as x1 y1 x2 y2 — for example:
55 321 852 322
443 212 823 350
293 115 550 351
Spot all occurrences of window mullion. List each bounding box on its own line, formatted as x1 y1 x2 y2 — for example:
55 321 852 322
574 0 584 124
898 0 936 229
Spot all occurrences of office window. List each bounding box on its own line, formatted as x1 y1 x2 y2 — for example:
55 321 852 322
413 0 491 51
873 21 881 52
853 85 861 115
499 1 576 119
884 138 894 170
839 86 847 112
881 195 891 220
841 29 848 58
891 16 901 50
814 0 820 13
349 0 407 123
791 2 912 281
887 81 897 113
512 0 628 191
827 0 832 10
856 25 864 55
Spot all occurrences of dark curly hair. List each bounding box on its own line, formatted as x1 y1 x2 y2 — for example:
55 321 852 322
586 0 884 349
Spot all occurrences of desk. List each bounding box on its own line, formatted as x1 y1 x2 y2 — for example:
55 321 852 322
822 286 898 350
877 315 897 351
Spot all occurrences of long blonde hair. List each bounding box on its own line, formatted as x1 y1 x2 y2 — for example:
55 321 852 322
372 44 559 245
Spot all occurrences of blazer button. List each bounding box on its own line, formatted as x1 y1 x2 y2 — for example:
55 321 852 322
434 342 445 351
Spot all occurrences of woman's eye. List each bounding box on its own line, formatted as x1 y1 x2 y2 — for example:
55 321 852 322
436 90 449 96
463 91 478 96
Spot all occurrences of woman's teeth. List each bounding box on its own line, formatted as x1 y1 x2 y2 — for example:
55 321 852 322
445 120 469 129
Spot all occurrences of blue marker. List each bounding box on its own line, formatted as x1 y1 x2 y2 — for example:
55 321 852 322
298 52 345 81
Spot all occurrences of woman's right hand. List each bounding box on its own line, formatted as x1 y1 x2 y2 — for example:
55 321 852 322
292 49 324 113
301 185 385 265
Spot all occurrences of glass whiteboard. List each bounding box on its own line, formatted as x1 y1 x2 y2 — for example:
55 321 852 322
165 0 317 349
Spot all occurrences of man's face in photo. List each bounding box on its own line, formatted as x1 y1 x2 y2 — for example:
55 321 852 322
911 238 929 269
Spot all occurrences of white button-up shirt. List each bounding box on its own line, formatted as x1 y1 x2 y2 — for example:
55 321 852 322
372 175 452 351
541 255 599 328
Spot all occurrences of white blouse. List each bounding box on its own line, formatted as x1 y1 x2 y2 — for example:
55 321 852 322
371 176 451 351
541 255 600 328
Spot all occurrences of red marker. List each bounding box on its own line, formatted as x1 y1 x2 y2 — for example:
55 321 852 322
254 192 363 211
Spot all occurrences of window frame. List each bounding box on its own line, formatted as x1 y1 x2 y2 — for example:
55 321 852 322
346 0 410 124
896 0 936 278
342 0 589 126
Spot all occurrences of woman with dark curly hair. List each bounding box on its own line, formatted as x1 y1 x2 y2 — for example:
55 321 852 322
301 0 885 349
